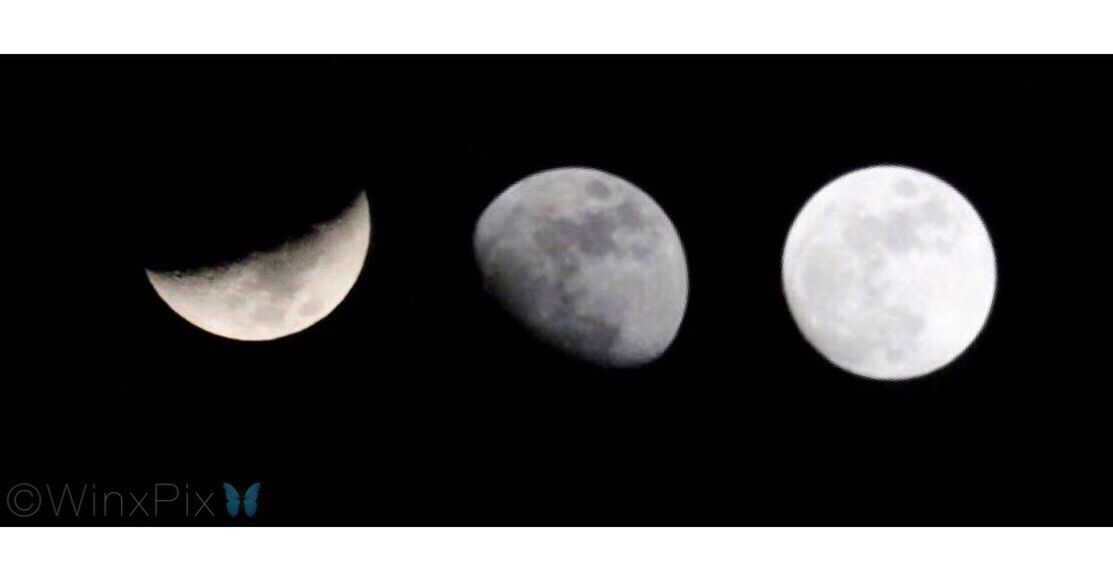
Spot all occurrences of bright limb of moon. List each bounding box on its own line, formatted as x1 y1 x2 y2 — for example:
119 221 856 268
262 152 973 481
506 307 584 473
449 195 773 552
146 192 371 341
781 165 996 380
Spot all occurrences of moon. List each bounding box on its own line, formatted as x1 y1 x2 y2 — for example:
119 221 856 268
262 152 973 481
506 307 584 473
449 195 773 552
781 165 996 380
474 167 688 368
146 192 371 341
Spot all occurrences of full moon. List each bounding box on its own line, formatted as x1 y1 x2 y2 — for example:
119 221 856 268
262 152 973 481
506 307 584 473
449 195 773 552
781 165 996 380
146 192 371 341
474 167 688 368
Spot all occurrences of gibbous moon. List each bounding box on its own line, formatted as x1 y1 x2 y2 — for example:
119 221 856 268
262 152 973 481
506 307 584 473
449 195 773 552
474 167 688 368
146 192 371 341
782 165 996 380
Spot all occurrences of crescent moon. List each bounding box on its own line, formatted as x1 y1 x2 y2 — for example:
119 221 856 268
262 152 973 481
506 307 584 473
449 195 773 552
146 192 371 341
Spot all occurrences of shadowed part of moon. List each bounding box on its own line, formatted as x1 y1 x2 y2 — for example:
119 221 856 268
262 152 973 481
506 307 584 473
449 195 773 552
474 167 688 368
782 165 997 380
146 192 371 341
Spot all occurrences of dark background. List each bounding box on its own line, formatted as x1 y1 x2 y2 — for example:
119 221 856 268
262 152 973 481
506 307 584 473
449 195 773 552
2 56 1110 525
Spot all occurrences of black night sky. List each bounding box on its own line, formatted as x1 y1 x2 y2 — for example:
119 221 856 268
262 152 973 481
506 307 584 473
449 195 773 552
2 56 1110 525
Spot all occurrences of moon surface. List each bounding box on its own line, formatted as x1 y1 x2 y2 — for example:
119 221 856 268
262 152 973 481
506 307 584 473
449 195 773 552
782 165 997 380
474 167 688 368
146 192 371 341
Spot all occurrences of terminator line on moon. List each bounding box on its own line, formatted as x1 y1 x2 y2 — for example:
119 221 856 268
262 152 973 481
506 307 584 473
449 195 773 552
781 165 997 380
473 167 689 368
146 192 371 341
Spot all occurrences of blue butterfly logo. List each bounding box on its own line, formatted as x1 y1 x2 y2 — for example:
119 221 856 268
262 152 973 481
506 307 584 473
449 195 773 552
223 482 261 518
